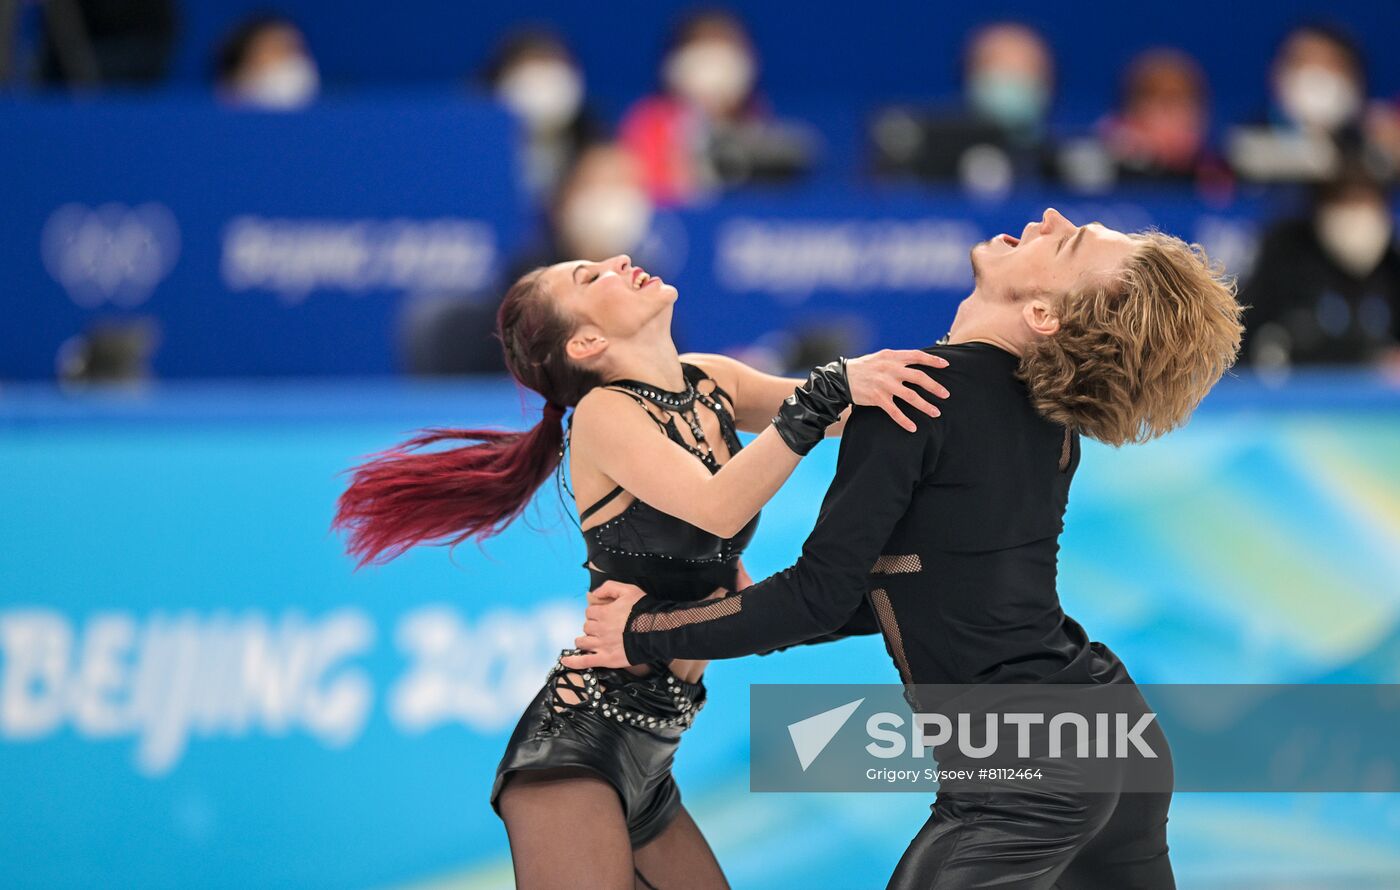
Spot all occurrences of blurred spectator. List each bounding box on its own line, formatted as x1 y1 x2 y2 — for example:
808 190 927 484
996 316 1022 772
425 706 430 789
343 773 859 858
870 22 1060 194
405 144 656 375
1098 48 1222 185
35 0 176 87
963 23 1054 147
483 29 603 201
1242 162 1400 369
56 319 159 384
214 15 319 110
1229 23 1394 183
619 8 815 205
511 142 656 274
1270 24 1365 138
548 143 655 263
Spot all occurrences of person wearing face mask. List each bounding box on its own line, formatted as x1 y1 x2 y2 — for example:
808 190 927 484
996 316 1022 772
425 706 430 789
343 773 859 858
1098 48 1226 186
1229 22 1395 183
406 144 657 376
1241 162 1400 369
552 145 655 266
870 22 1060 193
483 30 603 201
619 9 814 205
213 15 320 111
1271 24 1365 138
506 143 657 284
963 23 1054 146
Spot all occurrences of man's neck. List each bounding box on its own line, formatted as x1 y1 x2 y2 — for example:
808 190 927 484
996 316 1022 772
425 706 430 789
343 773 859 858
943 325 1025 358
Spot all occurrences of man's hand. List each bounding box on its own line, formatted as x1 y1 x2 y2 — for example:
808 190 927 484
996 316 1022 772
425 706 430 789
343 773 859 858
561 581 647 669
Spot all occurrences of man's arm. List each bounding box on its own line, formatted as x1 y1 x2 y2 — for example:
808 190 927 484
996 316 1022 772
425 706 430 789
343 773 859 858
565 388 943 668
756 601 882 654
733 559 882 655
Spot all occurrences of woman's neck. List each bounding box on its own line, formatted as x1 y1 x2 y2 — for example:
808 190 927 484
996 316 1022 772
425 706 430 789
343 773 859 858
604 336 687 392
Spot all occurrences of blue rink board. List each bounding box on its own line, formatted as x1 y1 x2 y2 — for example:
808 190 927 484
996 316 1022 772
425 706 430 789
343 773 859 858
2 374 1400 888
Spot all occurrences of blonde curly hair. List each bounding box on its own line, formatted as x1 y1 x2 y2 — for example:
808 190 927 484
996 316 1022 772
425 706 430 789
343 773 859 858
1017 231 1244 447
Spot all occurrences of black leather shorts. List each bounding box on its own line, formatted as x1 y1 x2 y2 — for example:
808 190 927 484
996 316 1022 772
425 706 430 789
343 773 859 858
491 651 707 848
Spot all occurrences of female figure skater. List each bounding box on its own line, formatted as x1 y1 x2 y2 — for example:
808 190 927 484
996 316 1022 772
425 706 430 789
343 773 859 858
334 254 949 889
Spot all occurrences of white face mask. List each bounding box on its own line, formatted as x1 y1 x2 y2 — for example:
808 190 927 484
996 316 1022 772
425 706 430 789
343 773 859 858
559 186 653 258
1279 65 1361 131
1316 202 1394 277
240 56 319 109
496 60 584 133
664 40 755 113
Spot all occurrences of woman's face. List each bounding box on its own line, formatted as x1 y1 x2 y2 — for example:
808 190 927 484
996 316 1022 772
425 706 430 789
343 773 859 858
539 254 678 348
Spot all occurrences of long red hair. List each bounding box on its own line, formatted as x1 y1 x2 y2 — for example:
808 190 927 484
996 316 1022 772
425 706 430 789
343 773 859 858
333 269 603 566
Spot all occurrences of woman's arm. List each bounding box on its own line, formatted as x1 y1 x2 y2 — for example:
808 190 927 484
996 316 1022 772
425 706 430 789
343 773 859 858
571 388 804 538
566 393 943 669
570 349 949 539
681 351 950 435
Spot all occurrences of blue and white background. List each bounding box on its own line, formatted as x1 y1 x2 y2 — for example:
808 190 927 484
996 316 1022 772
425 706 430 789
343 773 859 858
5 1 1400 886
4 377 1400 888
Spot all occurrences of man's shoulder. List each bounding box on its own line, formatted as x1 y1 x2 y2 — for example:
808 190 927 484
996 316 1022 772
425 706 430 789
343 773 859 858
909 342 1019 390
844 342 1023 444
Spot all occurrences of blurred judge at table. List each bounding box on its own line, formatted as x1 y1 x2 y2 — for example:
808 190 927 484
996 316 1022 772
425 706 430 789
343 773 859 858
214 15 320 110
869 22 1060 194
1229 22 1395 183
1098 48 1223 186
1242 162 1400 370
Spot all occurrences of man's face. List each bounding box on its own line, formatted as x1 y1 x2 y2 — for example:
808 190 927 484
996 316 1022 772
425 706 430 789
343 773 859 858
969 208 1137 307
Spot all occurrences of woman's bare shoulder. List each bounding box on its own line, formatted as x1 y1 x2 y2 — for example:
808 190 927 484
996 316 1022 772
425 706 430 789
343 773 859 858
679 352 743 392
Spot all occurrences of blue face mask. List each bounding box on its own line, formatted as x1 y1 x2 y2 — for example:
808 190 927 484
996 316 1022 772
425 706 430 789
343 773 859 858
968 72 1049 130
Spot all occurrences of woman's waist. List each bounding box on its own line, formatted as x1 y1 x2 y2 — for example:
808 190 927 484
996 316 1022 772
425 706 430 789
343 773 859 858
585 557 738 602
549 648 707 732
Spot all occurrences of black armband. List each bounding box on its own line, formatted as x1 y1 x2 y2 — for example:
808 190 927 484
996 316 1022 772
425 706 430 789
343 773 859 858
771 358 850 456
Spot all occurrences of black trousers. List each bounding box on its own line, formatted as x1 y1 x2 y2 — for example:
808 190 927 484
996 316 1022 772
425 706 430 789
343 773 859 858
887 788 1174 889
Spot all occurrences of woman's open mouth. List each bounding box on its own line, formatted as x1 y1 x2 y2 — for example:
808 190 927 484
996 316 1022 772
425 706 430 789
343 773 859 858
999 234 1020 248
631 267 659 288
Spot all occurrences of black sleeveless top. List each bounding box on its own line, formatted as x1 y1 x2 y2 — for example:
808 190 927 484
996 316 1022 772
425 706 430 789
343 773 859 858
573 363 760 602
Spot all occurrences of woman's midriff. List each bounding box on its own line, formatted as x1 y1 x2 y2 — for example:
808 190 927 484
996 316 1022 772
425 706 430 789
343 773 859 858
620 658 708 684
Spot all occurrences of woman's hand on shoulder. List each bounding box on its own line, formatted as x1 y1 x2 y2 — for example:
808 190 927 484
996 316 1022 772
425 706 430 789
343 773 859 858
845 349 951 432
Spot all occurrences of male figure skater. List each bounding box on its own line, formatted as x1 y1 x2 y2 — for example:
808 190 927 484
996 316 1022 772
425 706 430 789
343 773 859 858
565 208 1244 888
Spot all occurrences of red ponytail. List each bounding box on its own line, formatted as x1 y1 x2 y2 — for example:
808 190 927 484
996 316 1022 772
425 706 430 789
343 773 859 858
333 405 566 567
333 269 601 567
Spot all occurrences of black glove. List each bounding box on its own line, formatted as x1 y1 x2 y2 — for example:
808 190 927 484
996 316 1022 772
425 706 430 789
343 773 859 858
771 358 850 455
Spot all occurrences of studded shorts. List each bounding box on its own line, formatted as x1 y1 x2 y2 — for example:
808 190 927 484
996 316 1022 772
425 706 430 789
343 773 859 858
490 649 707 848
